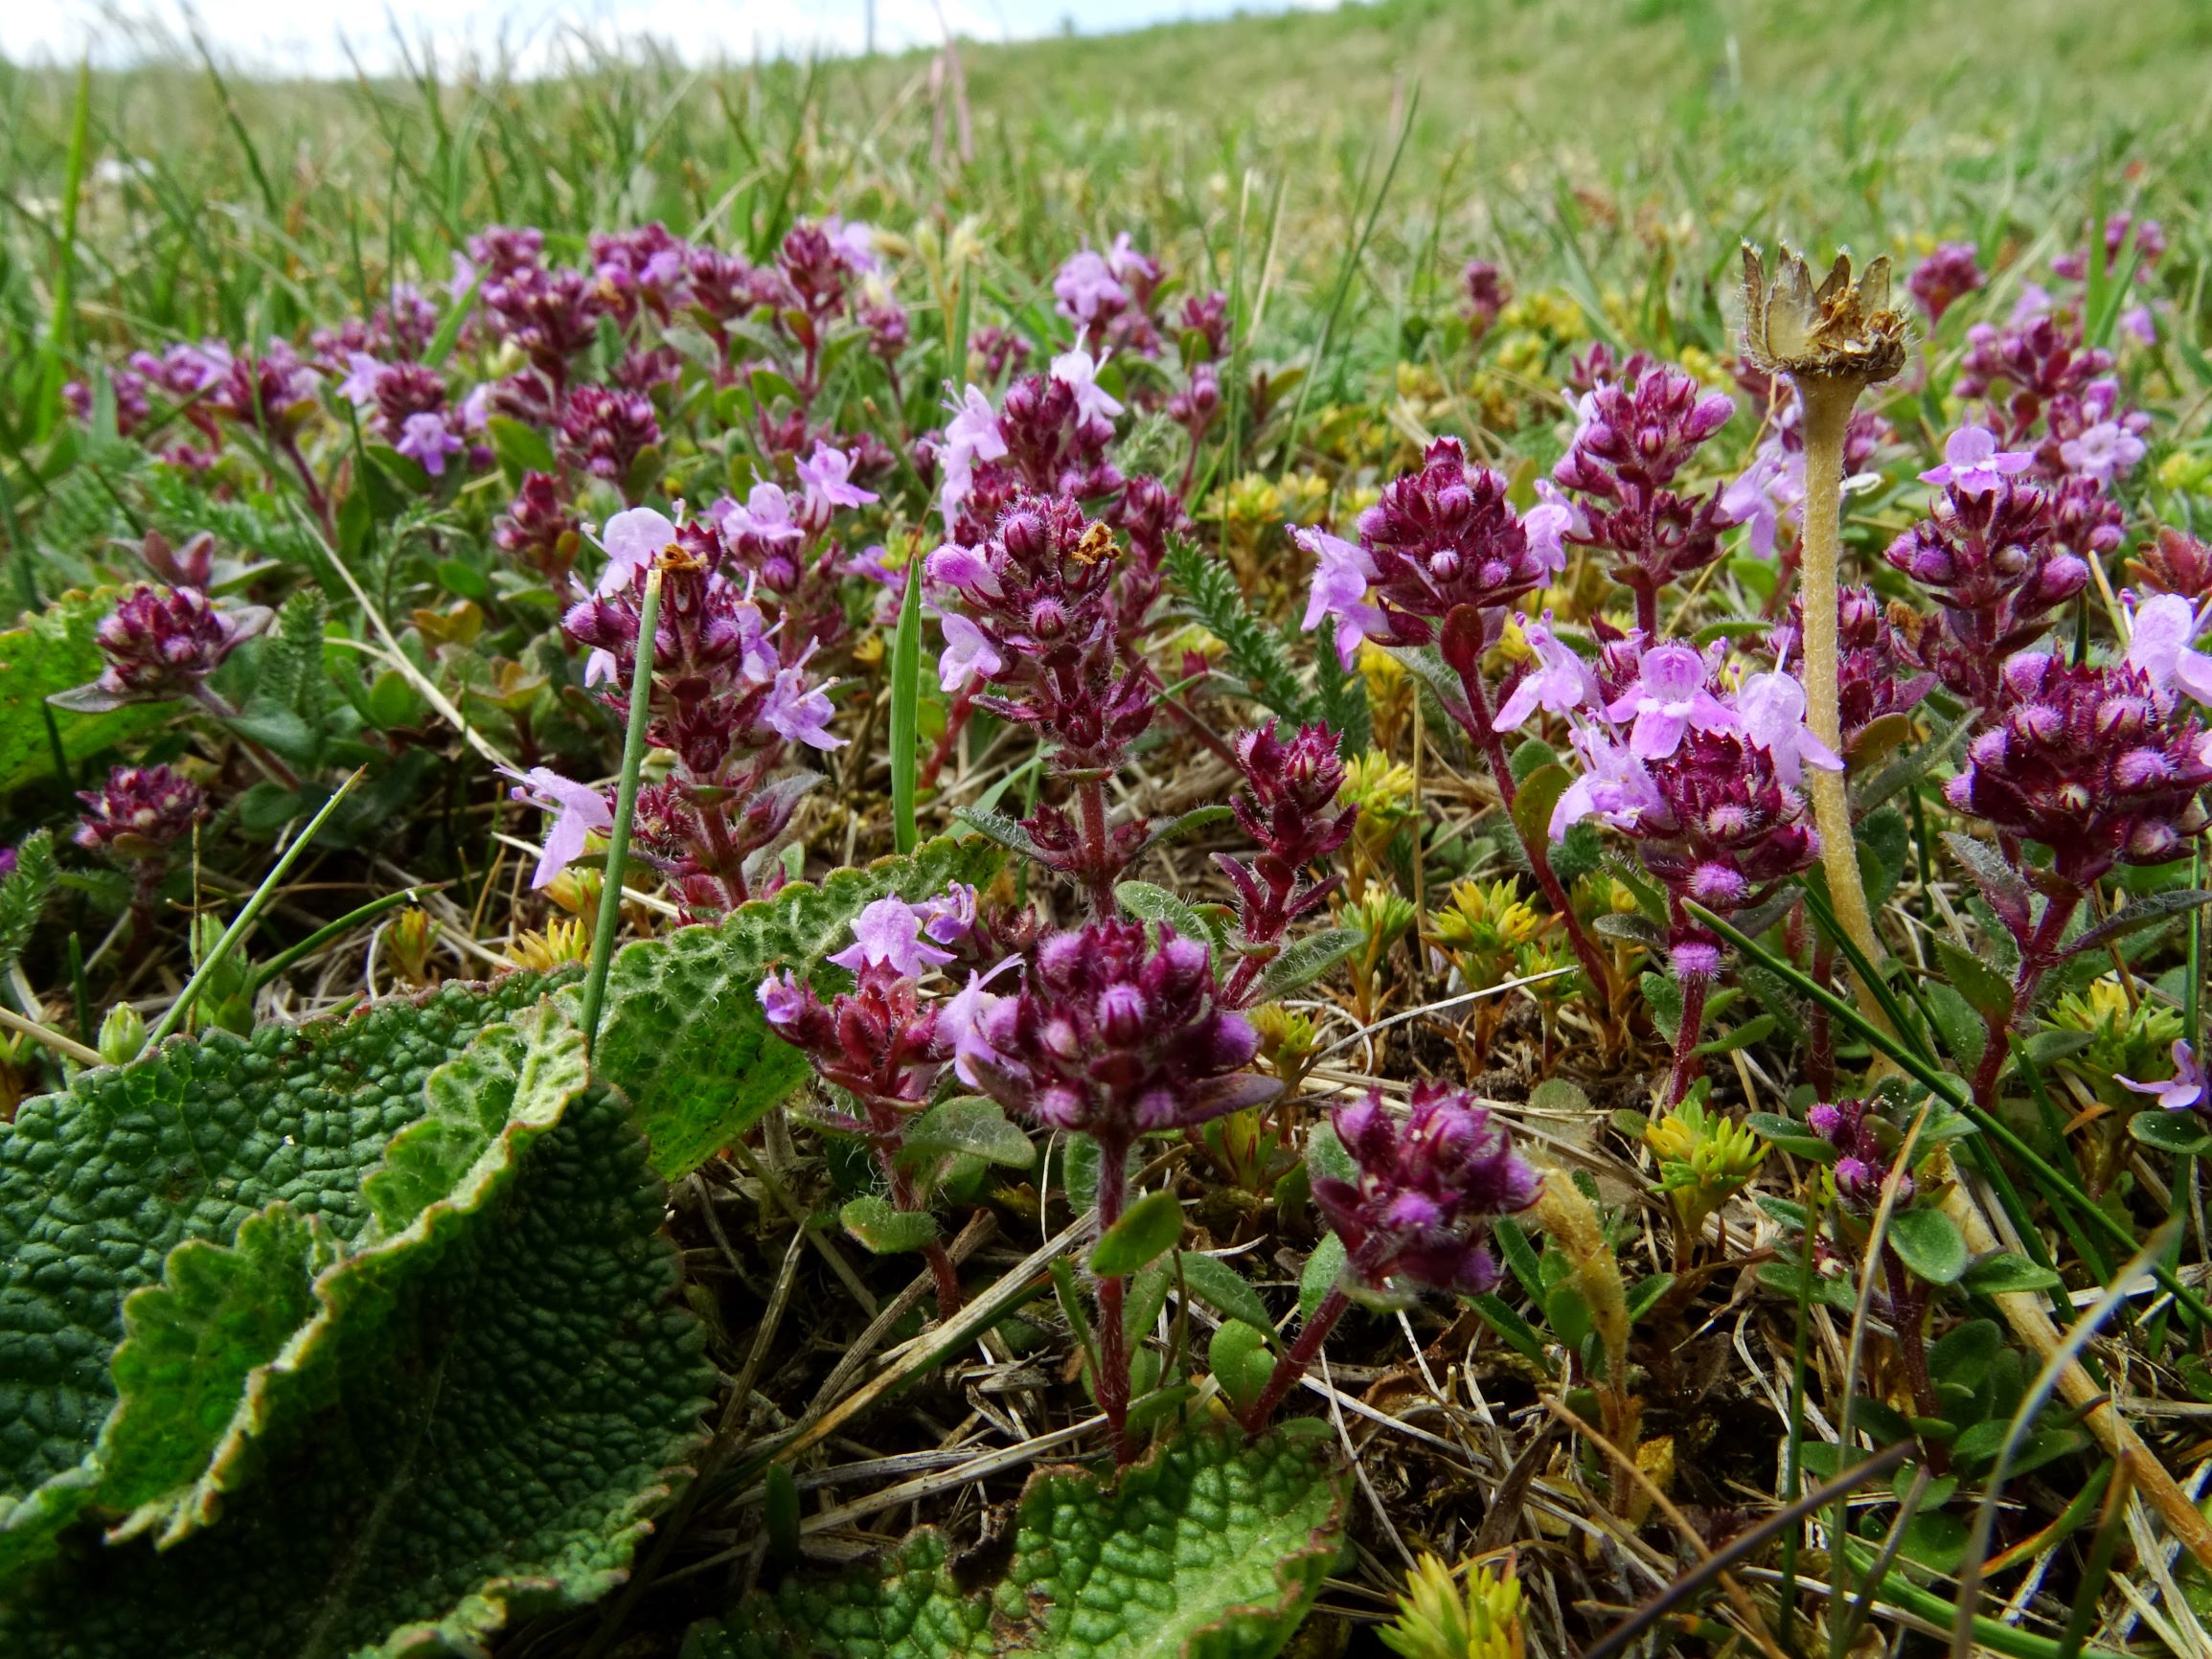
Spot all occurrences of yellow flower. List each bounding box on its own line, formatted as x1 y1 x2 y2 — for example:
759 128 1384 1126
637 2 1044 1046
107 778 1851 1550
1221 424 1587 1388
1645 1101 1767 1236
1380 1554 1524 1659
1339 751 1417 823
507 917 591 971
1431 878 1551 961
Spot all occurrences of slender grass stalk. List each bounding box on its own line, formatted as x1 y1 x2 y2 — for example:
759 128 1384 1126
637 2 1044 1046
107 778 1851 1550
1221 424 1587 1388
142 769 364 1055
34 60 91 441
888 558 924 856
247 886 428 992
580 567 663 1054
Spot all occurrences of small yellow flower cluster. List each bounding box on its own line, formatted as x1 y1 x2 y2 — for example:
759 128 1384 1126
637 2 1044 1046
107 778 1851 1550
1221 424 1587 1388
1380 1553 1524 1659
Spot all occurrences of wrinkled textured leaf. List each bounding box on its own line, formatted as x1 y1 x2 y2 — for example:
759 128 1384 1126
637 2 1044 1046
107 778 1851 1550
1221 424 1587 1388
0 969 562 1586
588 834 1005 1178
685 1423 1345 1659
0 590 176 792
2 1010 710 1659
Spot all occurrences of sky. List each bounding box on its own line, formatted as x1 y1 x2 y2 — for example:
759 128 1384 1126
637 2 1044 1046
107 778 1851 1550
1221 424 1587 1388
3 1 1343 77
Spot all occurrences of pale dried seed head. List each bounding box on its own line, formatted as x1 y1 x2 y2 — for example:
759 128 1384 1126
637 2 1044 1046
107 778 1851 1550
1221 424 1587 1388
1740 241 1907 388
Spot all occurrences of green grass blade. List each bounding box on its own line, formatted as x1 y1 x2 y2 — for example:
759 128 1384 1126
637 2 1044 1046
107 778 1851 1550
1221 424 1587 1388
581 566 664 1053
889 559 924 856
143 769 365 1054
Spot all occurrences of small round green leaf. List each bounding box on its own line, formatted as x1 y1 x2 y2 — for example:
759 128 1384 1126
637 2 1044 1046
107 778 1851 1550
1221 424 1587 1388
1090 1190 1184 1278
840 1195 940 1256
1207 1320 1278 1413
1886 1207 1970 1286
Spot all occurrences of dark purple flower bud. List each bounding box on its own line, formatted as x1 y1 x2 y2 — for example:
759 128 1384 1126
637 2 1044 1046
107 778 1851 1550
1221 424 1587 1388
969 326 1032 384
1907 241 1986 325
1179 290 1231 360
558 383 660 488
75 764 207 857
1312 1082 1540 1295
1946 654 2212 883
1461 260 1510 338
494 470 580 582
1355 439 1551 641
65 583 265 709
140 530 216 591
966 920 1270 1146
1810 1098 1912 1211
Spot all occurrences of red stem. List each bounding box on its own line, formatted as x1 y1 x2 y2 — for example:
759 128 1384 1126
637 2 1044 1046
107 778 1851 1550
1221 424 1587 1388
1666 966 1711 1106
1450 647 1615 1003
1237 1284 1348 1434
1094 1136 1133 1465
1076 775 1117 918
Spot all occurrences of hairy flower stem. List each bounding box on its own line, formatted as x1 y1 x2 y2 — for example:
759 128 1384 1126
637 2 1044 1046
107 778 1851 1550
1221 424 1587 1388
1093 1136 1135 1466
1792 378 1886 982
1970 889 2083 1107
1236 1235 1390 1433
1881 1245 1950 1474
1076 775 1117 918
883 1152 963 1317
1666 963 1711 1106
1448 648 1614 1005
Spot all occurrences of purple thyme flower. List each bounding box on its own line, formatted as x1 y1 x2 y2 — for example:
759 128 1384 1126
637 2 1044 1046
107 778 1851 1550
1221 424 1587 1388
1049 340 1125 424
2059 420 2146 488
1462 260 1510 337
1293 526 1384 670
595 505 679 596
1315 1084 1541 1295
1603 641 1736 761
797 441 879 517
940 383 1010 518
1053 248 1129 327
936 611 1004 691
1735 670 1842 787
828 895 959 977
501 764 613 889
1809 1098 1912 1210
397 410 465 477
55 583 268 712
966 920 1270 1139
75 764 208 856
2118 1039 2208 1115
1343 437 1553 648
762 655 845 751
1919 425 2036 495
1946 653 2212 881
1493 612 1599 732
2125 593 2212 706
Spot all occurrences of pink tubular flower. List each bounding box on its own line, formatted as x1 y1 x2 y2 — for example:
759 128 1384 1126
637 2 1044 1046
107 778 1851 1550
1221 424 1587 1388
1735 670 1842 786
1549 722 1663 838
763 659 844 751
940 383 1010 517
1053 249 1129 327
501 764 612 888
396 411 465 477
937 611 1004 692
2059 420 2147 488
1720 439 1802 559
337 351 384 407
595 506 678 596
797 441 879 513
1919 425 2036 495
828 895 957 977
1293 526 1384 670
1493 613 1597 732
2126 593 2212 706
939 957 1021 1089
723 482 803 544
1520 480 1585 572
2118 1039 2208 1115
1049 340 1124 423
1603 642 1735 761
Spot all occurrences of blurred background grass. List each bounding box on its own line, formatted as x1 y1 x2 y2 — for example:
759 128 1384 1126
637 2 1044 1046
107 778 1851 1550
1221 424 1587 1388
0 0 2207 441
